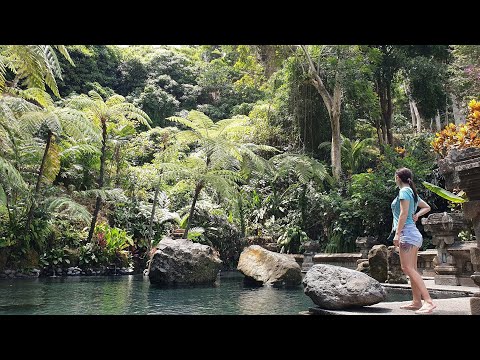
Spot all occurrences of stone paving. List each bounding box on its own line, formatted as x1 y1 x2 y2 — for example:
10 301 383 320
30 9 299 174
306 279 478 315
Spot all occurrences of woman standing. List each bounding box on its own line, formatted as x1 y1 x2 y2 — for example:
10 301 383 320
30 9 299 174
392 167 436 314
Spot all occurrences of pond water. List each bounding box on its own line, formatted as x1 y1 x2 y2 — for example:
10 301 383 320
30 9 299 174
0 271 415 315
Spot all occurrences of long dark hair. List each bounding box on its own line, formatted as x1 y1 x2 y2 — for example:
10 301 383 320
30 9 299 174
395 167 418 203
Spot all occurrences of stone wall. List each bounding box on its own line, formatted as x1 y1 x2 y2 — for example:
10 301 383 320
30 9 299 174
312 253 363 270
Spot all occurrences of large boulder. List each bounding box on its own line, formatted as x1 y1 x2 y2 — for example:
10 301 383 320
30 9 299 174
303 264 387 309
368 245 388 282
237 245 302 286
148 238 222 286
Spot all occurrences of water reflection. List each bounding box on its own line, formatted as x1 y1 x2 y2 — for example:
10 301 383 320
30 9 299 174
0 273 315 315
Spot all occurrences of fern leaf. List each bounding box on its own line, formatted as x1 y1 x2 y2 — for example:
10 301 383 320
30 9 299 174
18 88 54 108
187 110 214 131
88 90 104 102
53 45 74 66
105 94 126 107
43 140 60 183
46 196 91 224
0 157 27 191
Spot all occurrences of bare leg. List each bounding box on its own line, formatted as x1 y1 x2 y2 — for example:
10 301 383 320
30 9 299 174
410 247 422 304
399 243 435 312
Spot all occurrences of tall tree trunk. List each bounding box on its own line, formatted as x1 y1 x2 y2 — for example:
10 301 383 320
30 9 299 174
375 120 385 153
300 45 342 180
451 93 463 125
87 120 107 243
147 182 161 250
404 81 417 131
300 184 307 228
184 181 203 239
330 77 343 180
378 81 393 145
114 143 121 188
385 83 393 145
412 100 422 133
408 101 417 130
435 111 441 131
237 191 245 237
26 130 53 231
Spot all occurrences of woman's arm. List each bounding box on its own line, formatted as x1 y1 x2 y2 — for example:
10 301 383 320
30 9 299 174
394 199 409 246
412 199 431 222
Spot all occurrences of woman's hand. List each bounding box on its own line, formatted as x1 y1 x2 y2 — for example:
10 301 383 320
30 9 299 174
393 235 400 247
413 213 419 222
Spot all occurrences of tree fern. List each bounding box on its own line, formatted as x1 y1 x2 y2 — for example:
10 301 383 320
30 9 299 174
46 197 91 224
17 87 54 108
0 45 73 97
270 152 331 185
65 91 152 242
187 110 215 132
0 157 28 192
167 110 276 237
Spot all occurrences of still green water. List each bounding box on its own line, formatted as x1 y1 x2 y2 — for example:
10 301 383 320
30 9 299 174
0 271 420 315
0 272 318 315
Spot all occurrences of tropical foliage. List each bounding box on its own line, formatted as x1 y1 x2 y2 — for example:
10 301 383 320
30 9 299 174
1 44 479 275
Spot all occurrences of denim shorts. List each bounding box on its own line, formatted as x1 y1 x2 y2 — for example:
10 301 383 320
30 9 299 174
400 224 423 248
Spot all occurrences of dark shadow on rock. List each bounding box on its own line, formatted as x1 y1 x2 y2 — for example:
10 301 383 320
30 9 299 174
308 306 393 315
242 276 263 287
148 282 219 289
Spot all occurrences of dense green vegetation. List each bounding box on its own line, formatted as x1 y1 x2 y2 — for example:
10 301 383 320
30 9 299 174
1 45 478 273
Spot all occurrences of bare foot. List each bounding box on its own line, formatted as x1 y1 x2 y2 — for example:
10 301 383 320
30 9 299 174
415 302 436 314
400 302 422 310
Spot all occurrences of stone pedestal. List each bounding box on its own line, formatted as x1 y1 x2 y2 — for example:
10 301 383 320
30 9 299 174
438 147 480 314
470 247 480 315
417 249 437 277
421 212 467 286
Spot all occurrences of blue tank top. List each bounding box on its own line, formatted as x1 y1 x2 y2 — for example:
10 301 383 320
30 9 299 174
391 187 420 230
